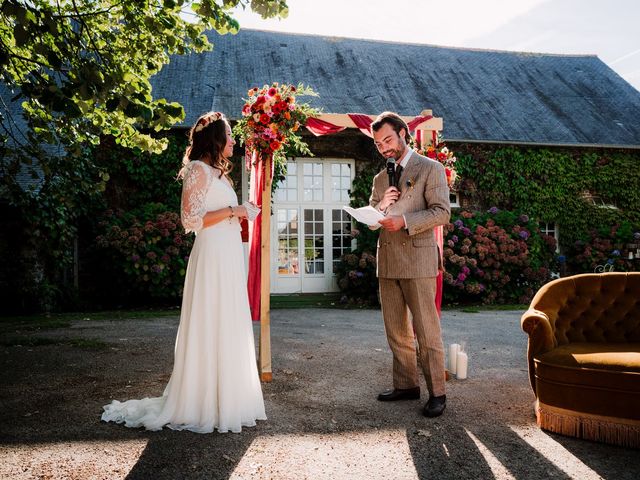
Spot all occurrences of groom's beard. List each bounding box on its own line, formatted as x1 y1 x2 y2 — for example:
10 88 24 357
382 147 403 161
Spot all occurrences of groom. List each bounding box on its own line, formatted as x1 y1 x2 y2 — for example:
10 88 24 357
369 112 451 417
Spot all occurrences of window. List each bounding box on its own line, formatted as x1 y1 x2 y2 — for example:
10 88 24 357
303 163 323 202
276 161 298 202
581 192 618 210
450 191 460 208
540 222 560 252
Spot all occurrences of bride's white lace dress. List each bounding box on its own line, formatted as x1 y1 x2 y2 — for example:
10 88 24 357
102 160 266 433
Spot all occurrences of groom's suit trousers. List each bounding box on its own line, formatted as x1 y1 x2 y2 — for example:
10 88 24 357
379 276 446 396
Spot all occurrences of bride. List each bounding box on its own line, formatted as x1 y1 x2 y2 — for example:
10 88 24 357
102 112 266 433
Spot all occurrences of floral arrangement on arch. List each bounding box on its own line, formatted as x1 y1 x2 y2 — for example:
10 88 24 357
417 136 458 188
233 83 319 171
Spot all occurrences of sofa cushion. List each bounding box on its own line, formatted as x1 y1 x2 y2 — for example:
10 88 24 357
534 342 640 420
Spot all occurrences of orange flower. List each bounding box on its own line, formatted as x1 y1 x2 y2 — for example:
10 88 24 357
270 140 281 151
284 111 291 120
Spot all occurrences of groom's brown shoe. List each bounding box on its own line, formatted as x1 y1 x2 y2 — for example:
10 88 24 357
377 387 420 401
423 395 446 417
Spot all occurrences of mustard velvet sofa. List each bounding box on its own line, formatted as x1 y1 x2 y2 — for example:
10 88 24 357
521 272 640 447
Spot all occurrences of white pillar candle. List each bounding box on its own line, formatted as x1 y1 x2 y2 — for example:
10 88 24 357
449 343 460 375
456 351 468 380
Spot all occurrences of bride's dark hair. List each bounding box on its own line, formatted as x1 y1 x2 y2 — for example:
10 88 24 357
180 111 233 183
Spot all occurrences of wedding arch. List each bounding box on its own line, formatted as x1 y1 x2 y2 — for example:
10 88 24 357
238 92 445 381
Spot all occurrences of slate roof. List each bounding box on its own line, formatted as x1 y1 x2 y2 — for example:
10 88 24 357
0 84 48 193
151 29 640 148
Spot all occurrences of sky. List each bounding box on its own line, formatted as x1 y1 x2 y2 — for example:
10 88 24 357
231 0 640 92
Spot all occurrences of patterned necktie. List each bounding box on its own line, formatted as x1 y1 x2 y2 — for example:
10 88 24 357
394 165 403 186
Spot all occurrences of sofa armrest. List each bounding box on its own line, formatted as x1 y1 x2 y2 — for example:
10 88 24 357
521 308 556 394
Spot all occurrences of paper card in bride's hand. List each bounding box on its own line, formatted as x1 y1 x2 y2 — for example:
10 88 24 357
243 201 261 221
342 205 385 227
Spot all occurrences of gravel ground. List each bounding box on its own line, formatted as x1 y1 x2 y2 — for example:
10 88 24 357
1 308 638 479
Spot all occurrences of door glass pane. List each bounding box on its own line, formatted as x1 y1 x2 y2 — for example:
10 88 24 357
332 208 353 273
331 162 351 203
277 208 299 275
303 208 324 274
303 162 323 202
276 161 297 202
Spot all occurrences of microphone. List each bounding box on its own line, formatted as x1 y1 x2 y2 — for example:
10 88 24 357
386 158 397 188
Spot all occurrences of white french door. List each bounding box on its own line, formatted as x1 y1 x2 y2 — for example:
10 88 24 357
271 159 355 293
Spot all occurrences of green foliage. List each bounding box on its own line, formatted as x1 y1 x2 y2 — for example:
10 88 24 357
96 203 194 300
564 222 639 272
96 133 187 210
1 1 287 311
455 145 640 273
1 0 288 157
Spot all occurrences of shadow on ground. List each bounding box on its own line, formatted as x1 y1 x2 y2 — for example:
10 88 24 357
1 309 638 479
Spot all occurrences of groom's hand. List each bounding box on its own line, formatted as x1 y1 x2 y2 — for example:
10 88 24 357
379 215 406 232
377 187 400 211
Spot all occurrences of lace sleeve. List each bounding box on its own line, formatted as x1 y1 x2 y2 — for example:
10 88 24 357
181 162 211 234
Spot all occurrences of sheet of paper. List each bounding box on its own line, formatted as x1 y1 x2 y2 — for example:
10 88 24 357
342 205 385 226
242 201 261 221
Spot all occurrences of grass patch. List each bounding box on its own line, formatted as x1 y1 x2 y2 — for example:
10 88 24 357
461 307 481 313
1 336 110 349
446 304 527 313
68 338 110 349
270 293 343 309
1 308 180 327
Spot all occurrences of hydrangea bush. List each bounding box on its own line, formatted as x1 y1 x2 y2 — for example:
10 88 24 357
442 208 557 304
96 203 194 299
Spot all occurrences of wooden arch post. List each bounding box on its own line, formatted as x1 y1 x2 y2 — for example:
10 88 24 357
259 155 273 382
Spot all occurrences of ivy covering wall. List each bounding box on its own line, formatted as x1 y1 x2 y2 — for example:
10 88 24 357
335 144 640 306
454 143 640 269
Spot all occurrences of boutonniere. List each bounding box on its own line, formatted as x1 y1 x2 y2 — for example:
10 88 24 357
406 178 415 190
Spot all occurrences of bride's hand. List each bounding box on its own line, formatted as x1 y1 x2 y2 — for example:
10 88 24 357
233 205 248 219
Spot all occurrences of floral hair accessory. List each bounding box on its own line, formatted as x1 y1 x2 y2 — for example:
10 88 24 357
194 112 223 132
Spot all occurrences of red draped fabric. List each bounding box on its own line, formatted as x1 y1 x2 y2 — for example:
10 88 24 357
415 128 444 317
347 114 374 137
306 117 346 136
247 150 270 321
407 115 433 132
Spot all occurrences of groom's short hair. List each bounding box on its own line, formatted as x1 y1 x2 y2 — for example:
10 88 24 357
371 111 411 143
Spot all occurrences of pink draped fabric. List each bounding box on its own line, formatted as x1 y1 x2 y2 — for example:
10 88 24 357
306 117 346 136
247 151 269 321
347 114 374 137
415 128 444 317
407 115 433 132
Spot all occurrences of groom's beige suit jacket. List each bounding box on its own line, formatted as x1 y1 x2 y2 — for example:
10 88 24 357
370 150 451 279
